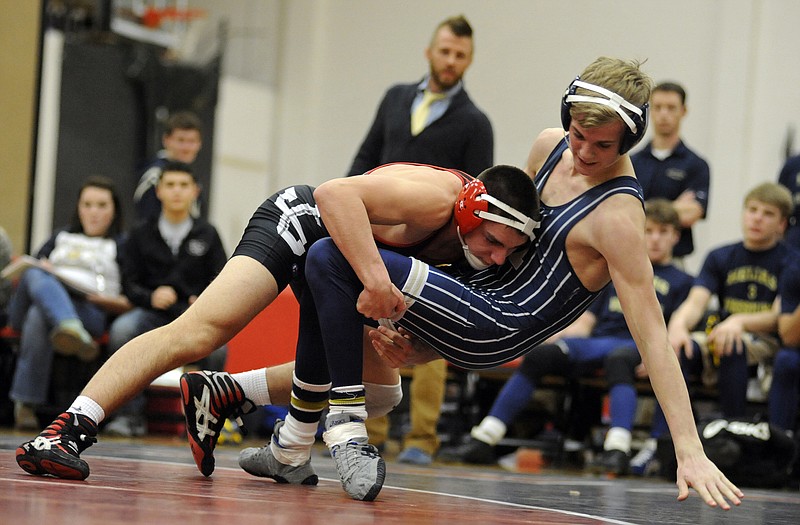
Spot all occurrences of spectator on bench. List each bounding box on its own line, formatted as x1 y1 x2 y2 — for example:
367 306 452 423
104 162 227 437
8 177 130 430
668 182 794 419
134 111 203 223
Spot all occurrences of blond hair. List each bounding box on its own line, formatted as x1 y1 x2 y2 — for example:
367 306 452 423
571 56 653 129
744 182 794 219
645 198 681 230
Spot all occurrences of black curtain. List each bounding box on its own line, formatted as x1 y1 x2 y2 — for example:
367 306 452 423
53 35 220 232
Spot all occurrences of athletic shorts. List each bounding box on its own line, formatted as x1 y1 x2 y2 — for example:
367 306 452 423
232 185 328 290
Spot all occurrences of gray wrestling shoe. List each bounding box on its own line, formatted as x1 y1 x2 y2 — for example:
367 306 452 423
238 420 318 485
324 413 386 501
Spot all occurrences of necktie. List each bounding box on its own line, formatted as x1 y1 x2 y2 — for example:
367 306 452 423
411 90 445 136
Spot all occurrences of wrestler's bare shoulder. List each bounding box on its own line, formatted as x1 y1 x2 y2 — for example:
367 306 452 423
526 128 565 176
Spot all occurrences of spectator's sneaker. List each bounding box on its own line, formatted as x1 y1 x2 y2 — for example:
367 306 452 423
103 415 147 437
14 402 39 431
629 446 659 476
180 371 255 476
324 413 386 501
16 411 98 480
593 449 630 476
397 446 433 465
238 421 318 485
50 320 99 362
438 437 496 464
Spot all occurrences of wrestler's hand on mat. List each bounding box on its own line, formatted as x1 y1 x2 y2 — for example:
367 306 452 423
676 449 743 510
369 325 440 368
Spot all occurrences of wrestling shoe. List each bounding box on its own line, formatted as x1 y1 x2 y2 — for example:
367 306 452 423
16 411 98 480
324 412 386 501
238 420 318 485
180 370 255 476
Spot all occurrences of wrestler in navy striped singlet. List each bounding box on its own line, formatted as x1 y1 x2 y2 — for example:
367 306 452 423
305 138 645 370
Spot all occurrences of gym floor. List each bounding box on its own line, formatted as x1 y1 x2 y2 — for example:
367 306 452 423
1 430 798 524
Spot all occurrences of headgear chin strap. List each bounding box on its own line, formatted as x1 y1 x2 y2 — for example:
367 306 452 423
561 76 649 154
454 179 539 241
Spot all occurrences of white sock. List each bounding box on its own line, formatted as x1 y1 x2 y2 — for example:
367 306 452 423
68 396 105 425
232 369 271 406
604 427 632 453
470 416 507 446
322 420 368 447
271 414 316 466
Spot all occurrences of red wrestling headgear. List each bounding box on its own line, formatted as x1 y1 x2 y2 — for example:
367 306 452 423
454 179 539 240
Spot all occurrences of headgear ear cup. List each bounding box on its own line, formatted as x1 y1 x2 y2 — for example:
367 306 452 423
560 76 580 132
561 76 649 154
621 103 648 153
454 179 488 234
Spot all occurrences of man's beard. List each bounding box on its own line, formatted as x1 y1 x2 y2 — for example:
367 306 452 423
430 68 461 91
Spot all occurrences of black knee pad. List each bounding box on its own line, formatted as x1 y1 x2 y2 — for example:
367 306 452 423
605 346 640 386
518 343 571 382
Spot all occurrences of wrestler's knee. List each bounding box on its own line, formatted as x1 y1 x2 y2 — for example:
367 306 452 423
162 315 223 363
305 238 346 277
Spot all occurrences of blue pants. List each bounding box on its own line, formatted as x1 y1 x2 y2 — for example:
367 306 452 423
769 347 800 431
487 337 633 426
9 268 106 405
680 341 750 417
604 345 668 438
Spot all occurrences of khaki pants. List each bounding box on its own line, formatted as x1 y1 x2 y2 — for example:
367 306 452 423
365 359 447 455
691 331 779 388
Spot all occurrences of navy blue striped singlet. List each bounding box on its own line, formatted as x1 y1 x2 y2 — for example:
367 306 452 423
394 138 645 369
